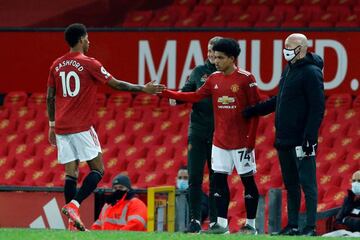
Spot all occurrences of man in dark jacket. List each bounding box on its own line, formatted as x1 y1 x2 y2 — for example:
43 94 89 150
243 33 325 236
336 170 360 232
170 36 221 233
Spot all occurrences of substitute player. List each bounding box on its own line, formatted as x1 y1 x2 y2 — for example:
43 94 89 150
162 38 260 235
46 23 164 231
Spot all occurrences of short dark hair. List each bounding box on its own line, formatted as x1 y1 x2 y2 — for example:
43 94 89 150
64 23 87 48
212 38 241 59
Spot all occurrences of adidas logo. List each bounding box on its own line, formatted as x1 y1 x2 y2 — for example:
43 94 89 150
244 194 253 199
214 84 218 89
214 193 221 197
30 198 65 229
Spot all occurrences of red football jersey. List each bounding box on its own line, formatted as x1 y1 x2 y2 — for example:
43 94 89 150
47 52 112 134
163 68 260 149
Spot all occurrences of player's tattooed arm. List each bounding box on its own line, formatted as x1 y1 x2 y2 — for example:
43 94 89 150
46 87 56 122
108 78 165 94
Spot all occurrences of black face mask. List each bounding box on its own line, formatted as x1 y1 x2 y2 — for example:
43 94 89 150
106 190 127 205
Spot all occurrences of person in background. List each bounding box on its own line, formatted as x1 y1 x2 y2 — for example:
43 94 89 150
170 36 222 233
243 33 325 236
335 170 360 232
176 166 210 225
92 174 147 231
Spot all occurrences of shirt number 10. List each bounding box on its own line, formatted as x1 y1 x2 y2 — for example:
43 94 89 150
59 71 80 97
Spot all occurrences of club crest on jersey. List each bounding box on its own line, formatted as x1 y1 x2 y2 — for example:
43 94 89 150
231 84 240 93
200 74 208 82
218 96 235 105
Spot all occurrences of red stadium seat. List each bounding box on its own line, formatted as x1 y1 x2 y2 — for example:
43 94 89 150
316 161 331 175
118 144 148 162
317 147 347 164
321 186 347 205
0 108 9 120
321 122 350 138
192 5 217 17
123 120 154 136
135 172 166 188
347 122 360 138
23 169 54 186
0 119 17 135
107 92 133 109
17 119 46 133
147 146 174 162
9 106 36 122
4 91 28 109
202 13 229 27
133 133 164 147
247 4 271 19
115 107 143 121
0 169 25 185
329 0 356 5
28 92 46 110
132 93 160 108
142 107 170 121
148 9 178 27
318 175 342 191
174 12 205 27
353 94 360 109
272 5 297 21
0 133 26 146
97 119 125 145
327 162 358 177
8 143 35 159
104 157 128 175
0 156 15 172
14 155 43 171
122 11 153 27
51 171 66 187
107 132 135 146
26 131 47 145
345 148 360 163
152 120 182 134
326 94 353 109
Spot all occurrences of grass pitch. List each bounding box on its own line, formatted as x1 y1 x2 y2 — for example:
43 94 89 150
0 228 337 240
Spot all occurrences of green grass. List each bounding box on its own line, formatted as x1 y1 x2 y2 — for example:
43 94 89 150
0 229 338 240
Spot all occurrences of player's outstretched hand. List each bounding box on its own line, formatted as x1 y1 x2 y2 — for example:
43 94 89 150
143 80 166 94
48 127 56 146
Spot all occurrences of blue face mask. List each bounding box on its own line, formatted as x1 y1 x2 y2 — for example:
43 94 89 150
352 182 360 195
177 179 189 190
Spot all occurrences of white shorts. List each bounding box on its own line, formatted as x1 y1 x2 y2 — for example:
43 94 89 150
56 127 102 164
211 145 257 175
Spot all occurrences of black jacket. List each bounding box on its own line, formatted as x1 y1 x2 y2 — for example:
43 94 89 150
244 52 325 148
181 59 216 139
335 190 360 231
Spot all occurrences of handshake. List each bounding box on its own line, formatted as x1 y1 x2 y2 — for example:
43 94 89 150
143 80 166 94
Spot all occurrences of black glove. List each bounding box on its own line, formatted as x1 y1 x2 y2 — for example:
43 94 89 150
242 105 258 118
301 139 317 156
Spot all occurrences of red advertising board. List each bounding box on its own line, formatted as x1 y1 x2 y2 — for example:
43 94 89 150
0 31 359 95
0 191 94 229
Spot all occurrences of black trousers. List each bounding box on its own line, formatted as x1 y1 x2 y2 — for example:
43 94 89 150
277 148 318 227
187 134 216 223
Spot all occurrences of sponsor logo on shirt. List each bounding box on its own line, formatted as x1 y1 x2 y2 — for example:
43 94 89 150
231 84 240 93
214 84 219 89
218 96 236 109
218 96 235 105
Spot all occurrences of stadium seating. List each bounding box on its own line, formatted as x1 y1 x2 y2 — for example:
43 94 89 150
0 91 359 233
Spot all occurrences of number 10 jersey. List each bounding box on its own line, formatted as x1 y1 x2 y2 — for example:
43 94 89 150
47 52 112 134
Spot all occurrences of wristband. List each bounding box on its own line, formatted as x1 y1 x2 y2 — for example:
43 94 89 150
49 121 55 127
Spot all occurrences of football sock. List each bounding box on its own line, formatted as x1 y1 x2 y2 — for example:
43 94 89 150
241 175 259 219
217 217 228 228
74 170 103 205
213 173 230 220
246 218 256 228
64 175 77 204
